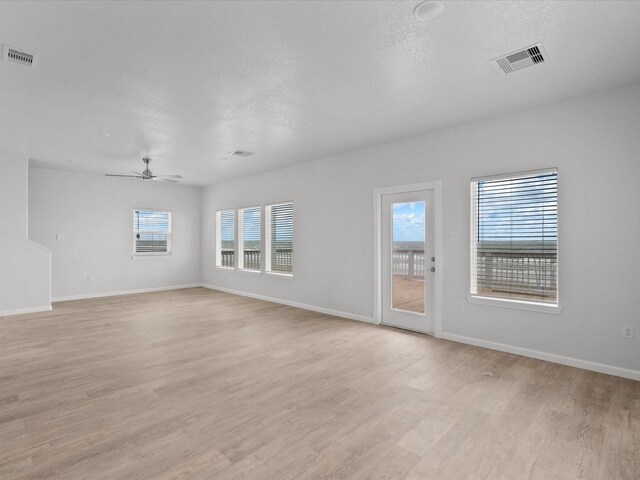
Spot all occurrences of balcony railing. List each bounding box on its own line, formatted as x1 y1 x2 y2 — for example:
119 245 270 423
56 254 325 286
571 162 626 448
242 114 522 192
392 250 425 280
223 247 555 298
220 249 293 272
475 251 556 298
393 248 557 299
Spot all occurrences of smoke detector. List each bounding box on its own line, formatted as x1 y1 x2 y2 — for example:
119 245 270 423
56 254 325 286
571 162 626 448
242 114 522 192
491 43 546 75
2 45 38 68
228 150 254 157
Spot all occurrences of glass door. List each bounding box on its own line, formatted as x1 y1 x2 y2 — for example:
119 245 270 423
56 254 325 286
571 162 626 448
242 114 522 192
381 189 435 333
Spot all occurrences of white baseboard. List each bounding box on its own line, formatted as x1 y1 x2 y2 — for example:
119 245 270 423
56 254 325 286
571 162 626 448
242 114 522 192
0 305 52 317
439 332 640 382
200 283 374 325
52 283 202 302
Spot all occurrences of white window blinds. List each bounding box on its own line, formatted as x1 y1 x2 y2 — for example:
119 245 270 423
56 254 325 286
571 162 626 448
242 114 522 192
239 207 261 270
216 209 236 268
266 202 293 274
471 169 558 304
133 209 171 255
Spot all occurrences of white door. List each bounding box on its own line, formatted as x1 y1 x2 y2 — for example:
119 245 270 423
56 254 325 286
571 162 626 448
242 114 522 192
381 189 435 334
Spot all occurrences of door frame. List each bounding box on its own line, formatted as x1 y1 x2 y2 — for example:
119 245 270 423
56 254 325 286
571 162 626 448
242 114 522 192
373 180 443 337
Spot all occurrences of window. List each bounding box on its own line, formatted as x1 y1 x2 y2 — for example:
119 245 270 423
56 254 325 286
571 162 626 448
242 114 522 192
216 209 235 268
133 209 171 255
470 169 557 306
265 202 293 274
238 206 261 271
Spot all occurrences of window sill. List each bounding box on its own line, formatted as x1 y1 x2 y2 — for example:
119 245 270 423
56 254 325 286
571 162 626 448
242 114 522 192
216 266 235 271
132 253 172 259
265 271 294 279
238 268 261 274
466 295 561 314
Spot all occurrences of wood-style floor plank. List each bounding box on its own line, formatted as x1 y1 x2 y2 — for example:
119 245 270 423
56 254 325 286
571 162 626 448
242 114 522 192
0 287 638 479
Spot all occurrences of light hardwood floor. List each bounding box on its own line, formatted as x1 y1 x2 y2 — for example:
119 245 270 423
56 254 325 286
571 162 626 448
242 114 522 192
1 287 638 479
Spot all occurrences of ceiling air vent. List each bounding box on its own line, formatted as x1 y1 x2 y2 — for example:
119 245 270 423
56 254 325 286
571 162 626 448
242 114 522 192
491 43 546 75
228 150 254 157
3 45 38 68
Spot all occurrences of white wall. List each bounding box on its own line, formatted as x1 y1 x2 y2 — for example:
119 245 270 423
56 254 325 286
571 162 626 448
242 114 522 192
0 152 51 315
202 83 640 375
29 168 202 300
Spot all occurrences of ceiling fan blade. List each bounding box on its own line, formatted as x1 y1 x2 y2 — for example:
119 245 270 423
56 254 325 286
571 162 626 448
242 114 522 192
155 175 183 179
105 174 144 178
153 178 179 183
131 171 144 176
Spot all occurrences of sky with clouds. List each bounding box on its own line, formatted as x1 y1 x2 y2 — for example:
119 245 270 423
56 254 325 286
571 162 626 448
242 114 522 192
220 207 293 243
477 174 557 242
393 201 425 242
390 173 557 245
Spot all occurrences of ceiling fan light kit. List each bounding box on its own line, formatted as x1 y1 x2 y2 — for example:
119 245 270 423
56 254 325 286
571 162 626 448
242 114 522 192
106 157 183 183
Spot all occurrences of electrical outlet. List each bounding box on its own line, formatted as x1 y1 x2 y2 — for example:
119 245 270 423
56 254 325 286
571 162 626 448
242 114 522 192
623 325 634 339
457 304 464 313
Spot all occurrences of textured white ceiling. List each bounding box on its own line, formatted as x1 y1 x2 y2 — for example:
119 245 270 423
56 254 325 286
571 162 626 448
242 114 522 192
1 1 640 186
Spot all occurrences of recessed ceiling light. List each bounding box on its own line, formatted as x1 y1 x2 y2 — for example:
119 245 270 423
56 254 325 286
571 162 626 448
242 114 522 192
413 1 444 21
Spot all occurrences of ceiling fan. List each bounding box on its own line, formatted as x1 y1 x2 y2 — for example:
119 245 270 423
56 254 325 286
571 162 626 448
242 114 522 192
105 157 183 183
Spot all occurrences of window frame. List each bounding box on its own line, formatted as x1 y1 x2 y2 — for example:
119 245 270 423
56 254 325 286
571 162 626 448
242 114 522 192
265 201 294 277
237 205 262 272
215 209 236 270
467 168 561 314
215 202 294 277
132 208 172 257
